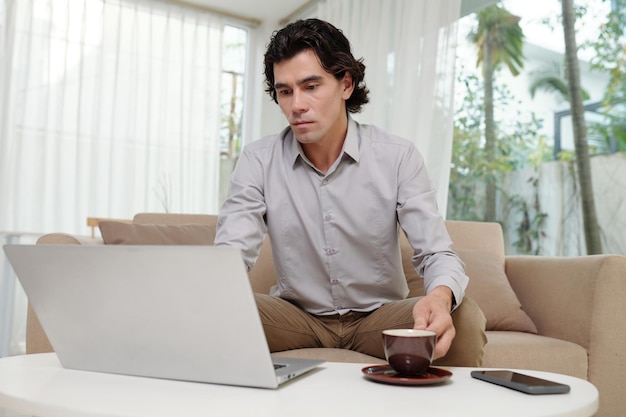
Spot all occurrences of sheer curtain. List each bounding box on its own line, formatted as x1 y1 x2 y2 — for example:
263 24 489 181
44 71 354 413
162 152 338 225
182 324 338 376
0 0 227 356
0 0 224 237
316 0 460 213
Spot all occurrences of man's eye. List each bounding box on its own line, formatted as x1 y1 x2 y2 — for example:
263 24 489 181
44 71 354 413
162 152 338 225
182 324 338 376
277 89 292 96
306 84 319 90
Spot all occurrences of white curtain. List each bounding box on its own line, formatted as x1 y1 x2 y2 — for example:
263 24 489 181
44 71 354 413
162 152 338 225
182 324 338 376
0 0 227 357
0 0 224 237
317 0 460 214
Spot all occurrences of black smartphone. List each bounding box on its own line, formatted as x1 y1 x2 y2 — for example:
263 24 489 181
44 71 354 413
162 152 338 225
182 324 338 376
471 370 571 395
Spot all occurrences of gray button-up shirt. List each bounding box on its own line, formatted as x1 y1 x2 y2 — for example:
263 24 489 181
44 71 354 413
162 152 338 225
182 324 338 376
215 118 468 315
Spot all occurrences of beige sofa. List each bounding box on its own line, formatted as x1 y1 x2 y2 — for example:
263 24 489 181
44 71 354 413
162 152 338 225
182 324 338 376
29 213 626 416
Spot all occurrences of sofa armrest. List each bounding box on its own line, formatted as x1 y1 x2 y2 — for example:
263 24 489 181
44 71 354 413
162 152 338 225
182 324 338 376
505 255 626 348
505 254 626 409
37 233 103 245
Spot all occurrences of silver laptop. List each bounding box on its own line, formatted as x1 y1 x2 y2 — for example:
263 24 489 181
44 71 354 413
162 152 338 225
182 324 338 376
3 244 323 388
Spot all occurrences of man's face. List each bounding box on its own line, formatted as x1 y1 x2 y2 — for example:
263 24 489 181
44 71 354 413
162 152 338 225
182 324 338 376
273 49 354 146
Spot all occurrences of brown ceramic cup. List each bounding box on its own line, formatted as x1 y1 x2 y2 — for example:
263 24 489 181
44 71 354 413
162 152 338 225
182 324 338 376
382 329 437 376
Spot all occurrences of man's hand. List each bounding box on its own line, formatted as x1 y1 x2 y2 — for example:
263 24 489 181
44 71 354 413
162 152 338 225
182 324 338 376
412 286 455 360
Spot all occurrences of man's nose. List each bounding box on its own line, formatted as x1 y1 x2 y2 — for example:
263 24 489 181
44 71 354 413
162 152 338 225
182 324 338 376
291 89 308 113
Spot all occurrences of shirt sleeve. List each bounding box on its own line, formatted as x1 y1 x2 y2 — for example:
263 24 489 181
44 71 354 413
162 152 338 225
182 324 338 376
395 143 469 309
213 147 268 271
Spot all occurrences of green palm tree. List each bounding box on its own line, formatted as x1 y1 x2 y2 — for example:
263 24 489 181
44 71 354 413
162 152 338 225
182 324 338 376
468 4 525 222
561 0 603 254
529 61 590 103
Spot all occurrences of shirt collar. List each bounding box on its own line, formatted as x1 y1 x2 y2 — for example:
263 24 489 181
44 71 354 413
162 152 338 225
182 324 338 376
287 116 360 169
343 117 360 163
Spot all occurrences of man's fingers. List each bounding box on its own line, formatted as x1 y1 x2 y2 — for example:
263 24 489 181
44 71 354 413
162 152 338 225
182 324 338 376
412 302 429 330
412 297 456 359
433 328 454 359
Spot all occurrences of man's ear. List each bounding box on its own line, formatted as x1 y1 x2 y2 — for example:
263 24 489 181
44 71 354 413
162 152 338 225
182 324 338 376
341 72 355 100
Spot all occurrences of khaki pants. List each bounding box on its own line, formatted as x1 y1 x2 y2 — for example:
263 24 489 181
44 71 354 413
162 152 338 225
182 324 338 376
255 294 487 367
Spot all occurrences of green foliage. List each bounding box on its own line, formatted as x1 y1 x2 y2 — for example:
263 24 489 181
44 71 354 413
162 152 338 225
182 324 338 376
468 4 525 76
584 0 626 98
506 177 548 255
581 0 626 154
530 1 625 159
448 68 552 223
448 71 488 221
587 103 626 153
466 3 526 222
536 2 592 33
556 150 576 162
528 60 591 102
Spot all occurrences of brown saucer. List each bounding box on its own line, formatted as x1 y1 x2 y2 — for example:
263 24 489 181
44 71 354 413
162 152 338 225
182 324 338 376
361 364 453 386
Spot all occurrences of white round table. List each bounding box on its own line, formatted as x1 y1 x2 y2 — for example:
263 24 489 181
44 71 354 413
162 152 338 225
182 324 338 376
0 353 599 417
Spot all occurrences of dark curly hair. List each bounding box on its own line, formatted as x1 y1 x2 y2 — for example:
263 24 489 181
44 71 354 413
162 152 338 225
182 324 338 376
263 18 369 114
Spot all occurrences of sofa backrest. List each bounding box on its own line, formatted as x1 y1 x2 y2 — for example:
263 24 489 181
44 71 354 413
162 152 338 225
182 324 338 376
445 220 505 256
28 213 509 354
132 213 505 296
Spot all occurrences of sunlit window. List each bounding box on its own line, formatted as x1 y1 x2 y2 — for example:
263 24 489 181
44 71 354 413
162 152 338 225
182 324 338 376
220 25 247 159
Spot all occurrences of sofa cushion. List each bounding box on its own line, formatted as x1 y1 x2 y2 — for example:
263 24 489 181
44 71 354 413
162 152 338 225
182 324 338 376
101 218 536 333
482 331 588 379
457 249 537 333
400 230 536 333
99 221 216 245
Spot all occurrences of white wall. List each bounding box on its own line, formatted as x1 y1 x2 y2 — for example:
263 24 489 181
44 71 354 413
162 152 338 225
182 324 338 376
500 43 610 152
502 152 626 256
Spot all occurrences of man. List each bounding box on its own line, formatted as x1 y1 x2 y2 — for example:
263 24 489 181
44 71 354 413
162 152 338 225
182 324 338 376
215 18 486 365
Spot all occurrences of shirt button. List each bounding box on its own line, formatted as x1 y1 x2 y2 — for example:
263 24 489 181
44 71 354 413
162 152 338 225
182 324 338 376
322 179 329 185
331 279 339 285
326 248 337 255
324 214 333 221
